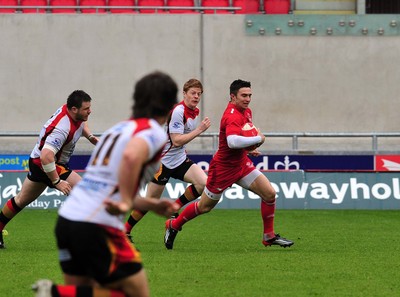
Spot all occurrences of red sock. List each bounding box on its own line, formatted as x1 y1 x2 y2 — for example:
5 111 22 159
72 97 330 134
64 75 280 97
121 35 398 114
55 285 126 297
124 209 147 233
0 197 22 231
172 201 201 230
261 200 275 238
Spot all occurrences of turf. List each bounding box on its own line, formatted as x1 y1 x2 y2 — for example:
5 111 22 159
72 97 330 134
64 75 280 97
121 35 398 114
0 209 399 296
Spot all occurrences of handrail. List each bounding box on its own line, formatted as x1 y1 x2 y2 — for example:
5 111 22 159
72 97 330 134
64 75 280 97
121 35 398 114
0 6 241 13
2 131 399 153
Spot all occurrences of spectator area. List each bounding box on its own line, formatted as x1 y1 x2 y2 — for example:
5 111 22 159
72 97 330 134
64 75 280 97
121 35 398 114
0 0 292 14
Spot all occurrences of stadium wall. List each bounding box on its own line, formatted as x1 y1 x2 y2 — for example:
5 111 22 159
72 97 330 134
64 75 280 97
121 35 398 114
0 14 399 136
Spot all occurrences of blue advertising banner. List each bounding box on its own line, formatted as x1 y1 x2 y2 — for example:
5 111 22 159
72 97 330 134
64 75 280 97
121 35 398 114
190 155 375 171
0 154 375 171
1 171 398 210
0 155 30 171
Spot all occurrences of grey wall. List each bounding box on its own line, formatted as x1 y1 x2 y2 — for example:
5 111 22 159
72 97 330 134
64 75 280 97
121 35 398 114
1 14 399 135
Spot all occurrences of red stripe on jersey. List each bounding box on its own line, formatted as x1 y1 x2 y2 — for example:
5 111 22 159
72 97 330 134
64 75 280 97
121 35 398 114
38 105 68 150
132 118 151 134
181 101 199 121
55 108 83 161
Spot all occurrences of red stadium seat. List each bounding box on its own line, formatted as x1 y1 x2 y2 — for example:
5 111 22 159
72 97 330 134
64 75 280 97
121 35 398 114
20 0 47 13
0 0 18 13
108 0 137 13
49 0 77 13
201 0 231 14
232 0 260 14
264 0 290 14
137 0 166 13
167 0 195 13
80 0 106 13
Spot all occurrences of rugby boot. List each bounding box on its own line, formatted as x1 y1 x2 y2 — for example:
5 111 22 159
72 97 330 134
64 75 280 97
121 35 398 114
0 230 5 249
170 212 179 219
164 219 180 250
262 233 294 248
32 279 53 297
126 233 134 244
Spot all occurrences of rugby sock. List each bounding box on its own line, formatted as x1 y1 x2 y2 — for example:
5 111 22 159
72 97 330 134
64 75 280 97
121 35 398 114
53 284 126 296
124 209 148 233
0 197 22 231
175 184 201 208
172 201 202 230
261 199 276 238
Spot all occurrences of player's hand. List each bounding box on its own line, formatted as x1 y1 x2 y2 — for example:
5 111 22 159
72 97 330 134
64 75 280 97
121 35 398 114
153 198 180 218
247 148 261 157
199 117 211 133
55 180 72 196
89 136 99 145
104 199 130 215
257 128 266 144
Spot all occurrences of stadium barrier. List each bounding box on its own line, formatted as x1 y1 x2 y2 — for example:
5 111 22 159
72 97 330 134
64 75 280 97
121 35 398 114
1 131 399 155
0 171 399 210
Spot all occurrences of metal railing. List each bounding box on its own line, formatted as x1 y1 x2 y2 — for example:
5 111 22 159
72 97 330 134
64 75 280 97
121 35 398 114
1 131 399 154
194 132 400 153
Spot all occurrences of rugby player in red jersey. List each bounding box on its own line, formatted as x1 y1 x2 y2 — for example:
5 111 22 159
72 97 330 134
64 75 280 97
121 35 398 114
164 79 294 250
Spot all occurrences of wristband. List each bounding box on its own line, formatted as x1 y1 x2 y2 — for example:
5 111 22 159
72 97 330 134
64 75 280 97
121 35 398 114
42 161 56 173
88 134 94 140
52 178 61 186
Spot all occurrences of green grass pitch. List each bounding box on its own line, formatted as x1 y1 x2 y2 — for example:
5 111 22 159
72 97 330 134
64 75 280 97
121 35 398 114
1 209 399 296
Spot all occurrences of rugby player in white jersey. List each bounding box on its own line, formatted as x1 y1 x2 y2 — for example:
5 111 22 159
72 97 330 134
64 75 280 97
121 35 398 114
33 71 180 297
125 78 211 243
0 90 98 249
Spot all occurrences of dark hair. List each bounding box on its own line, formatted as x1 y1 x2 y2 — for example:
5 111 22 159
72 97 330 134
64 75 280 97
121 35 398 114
132 71 178 118
229 79 251 96
183 78 203 93
67 90 92 109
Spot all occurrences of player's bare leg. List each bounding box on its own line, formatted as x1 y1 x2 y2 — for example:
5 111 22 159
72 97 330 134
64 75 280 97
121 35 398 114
124 182 165 242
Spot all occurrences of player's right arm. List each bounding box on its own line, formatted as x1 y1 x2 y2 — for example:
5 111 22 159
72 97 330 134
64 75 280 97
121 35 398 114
104 136 178 217
40 128 72 195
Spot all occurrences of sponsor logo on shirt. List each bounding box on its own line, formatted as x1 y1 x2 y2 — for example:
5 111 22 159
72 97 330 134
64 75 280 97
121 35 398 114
51 138 62 149
172 122 182 129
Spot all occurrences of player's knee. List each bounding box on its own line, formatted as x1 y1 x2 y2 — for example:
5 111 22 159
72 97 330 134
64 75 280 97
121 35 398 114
261 188 276 202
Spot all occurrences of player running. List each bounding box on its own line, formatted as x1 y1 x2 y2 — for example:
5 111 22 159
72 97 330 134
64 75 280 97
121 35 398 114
32 71 180 297
125 78 210 242
0 90 98 249
164 79 294 250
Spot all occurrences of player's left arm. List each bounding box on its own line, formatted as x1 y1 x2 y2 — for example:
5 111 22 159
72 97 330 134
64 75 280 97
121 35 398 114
82 122 99 145
170 116 211 147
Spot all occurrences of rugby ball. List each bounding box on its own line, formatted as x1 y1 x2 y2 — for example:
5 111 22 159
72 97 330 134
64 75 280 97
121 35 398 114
241 123 259 151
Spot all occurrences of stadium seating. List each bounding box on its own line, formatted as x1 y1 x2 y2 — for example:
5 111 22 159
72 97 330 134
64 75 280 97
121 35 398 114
264 0 290 14
167 0 195 13
80 0 107 13
20 0 47 12
49 0 78 12
201 0 231 14
0 0 18 13
232 0 261 14
108 0 137 13
137 0 166 13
